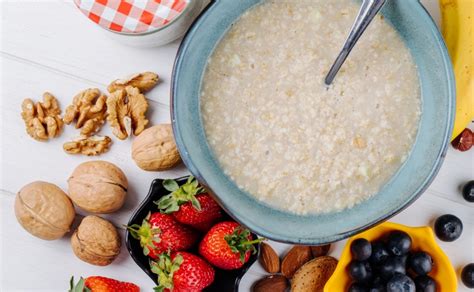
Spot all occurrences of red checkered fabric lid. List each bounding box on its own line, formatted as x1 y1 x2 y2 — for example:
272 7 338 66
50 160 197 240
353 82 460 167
75 0 190 34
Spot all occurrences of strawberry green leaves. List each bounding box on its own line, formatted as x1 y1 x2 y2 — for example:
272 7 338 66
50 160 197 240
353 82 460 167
126 213 161 256
155 176 204 214
224 227 263 263
151 252 183 292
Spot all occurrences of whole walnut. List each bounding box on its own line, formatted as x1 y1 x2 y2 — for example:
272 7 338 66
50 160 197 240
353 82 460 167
68 161 128 213
131 124 181 171
71 215 121 266
15 181 75 240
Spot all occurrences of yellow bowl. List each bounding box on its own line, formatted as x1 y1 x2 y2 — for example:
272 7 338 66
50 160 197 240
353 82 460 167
324 222 457 292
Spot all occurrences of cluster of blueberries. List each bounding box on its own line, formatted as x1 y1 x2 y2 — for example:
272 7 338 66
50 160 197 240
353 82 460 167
346 180 474 292
347 231 435 292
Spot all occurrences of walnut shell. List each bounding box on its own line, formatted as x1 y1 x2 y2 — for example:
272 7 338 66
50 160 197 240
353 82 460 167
68 161 128 213
71 215 121 266
15 181 75 240
131 124 181 171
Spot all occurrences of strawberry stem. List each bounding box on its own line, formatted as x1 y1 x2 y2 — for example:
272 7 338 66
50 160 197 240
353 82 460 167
126 212 161 256
154 176 205 214
241 238 265 246
225 227 263 263
151 252 183 292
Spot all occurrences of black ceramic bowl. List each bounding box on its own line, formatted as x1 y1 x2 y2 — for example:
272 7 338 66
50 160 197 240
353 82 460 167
125 176 259 292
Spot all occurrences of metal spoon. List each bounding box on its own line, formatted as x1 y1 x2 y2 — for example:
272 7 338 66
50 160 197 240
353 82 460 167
324 0 387 85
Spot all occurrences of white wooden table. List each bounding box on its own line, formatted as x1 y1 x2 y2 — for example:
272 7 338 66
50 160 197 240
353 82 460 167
0 1 472 291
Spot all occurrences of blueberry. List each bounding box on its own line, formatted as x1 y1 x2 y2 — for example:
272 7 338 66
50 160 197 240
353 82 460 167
349 261 373 282
349 282 369 292
351 238 372 261
370 241 390 265
462 180 474 202
369 281 386 292
461 263 474 288
387 231 412 256
434 214 463 242
371 274 385 287
414 275 437 292
408 252 433 275
380 257 406 280
386 273 415 292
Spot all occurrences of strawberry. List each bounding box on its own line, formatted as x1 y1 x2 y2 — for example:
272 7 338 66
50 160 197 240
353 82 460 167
151 251 215 292
69 276 139 292
198 221 262 270
127 212 198 259
155 176 222 231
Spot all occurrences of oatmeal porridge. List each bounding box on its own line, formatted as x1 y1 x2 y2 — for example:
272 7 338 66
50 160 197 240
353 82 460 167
200 0 421 214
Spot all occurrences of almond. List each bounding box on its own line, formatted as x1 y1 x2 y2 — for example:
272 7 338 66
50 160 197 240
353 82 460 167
281 245 313 279
259 242 280 273
290 256 338 292
310 244 331 258
253 275 288 292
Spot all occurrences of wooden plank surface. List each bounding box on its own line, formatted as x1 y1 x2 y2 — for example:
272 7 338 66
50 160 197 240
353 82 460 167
1 1 473 291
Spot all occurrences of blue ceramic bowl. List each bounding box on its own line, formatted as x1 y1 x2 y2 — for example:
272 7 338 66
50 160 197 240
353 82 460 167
171 0 455 244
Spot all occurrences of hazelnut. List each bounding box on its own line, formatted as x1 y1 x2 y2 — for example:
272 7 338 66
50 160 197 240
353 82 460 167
71 215 121 266
131 124 181 171
15 181 75 240
452 128 473 152
68 161 127 213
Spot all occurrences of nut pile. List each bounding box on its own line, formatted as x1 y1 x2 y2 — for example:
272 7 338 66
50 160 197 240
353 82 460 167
14 160 127 266
254 242 337 292
20 72 160 157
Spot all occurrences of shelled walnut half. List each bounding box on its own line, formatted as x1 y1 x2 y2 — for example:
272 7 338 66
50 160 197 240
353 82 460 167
63 135 112 156
107 86 149 140
63 88 107 137
21 92 64 141
108 72 159 93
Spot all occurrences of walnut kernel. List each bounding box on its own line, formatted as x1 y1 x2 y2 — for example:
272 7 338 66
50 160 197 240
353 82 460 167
107 86 148 140
63 88 107 137
21 92 63 141
108 72 159 93
63 135 112 156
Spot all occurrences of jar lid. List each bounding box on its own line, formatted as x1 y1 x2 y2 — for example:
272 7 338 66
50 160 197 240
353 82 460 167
74 0 191 34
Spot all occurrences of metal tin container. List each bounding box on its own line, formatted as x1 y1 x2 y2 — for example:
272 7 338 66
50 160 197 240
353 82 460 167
75 0 209 48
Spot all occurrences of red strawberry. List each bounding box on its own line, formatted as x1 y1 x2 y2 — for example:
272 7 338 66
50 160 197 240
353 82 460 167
69 276 139 292
198 221 261 270
155 176 222 231
151 251 215 292
127 212 198 259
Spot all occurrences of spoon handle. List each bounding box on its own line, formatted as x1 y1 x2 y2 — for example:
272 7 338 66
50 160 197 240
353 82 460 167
324 0 386 85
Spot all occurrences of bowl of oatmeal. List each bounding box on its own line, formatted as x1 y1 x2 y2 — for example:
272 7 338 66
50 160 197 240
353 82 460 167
171 0 454 244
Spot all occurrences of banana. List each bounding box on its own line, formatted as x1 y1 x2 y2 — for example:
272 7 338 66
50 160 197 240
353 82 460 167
440 0 474 140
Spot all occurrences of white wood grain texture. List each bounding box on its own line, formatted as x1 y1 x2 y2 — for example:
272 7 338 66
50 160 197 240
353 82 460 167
0 0 473 291
1 1 179 106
